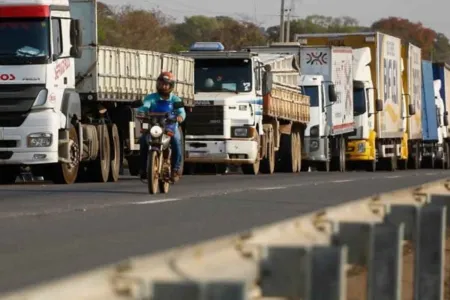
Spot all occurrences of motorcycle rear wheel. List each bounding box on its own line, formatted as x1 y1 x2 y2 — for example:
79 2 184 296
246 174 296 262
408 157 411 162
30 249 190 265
147 151 160 194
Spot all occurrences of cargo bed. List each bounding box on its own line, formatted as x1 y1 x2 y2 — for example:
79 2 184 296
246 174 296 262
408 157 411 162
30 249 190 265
263 83 310 123
74 45 195 106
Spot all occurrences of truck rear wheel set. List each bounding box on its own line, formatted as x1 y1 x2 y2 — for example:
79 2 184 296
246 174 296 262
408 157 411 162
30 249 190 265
48 123 121 185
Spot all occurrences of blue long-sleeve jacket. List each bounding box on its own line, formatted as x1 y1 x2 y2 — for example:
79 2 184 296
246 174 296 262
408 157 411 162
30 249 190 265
137 93 186 122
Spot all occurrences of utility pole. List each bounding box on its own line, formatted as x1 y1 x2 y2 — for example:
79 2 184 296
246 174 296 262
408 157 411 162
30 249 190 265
279 0 285 42
286 8 291 42
286 0 295 42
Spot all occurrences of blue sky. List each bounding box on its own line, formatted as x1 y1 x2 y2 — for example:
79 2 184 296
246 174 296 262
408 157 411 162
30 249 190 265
102 0 450 38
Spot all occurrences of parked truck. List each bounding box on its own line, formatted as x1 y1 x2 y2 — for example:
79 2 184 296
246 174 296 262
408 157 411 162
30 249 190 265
180 42 310 175
401 43 423 169
433 62 450 169
421 60 448 168
299 46 354 172
0 0 195 184
295 32 415 171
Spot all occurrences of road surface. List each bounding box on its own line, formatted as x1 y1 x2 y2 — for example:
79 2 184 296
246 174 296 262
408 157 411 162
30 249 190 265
0 169 448 294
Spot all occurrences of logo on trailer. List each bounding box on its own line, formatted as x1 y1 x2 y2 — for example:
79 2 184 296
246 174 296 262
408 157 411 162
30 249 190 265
306 52 328 65
0 74 15 81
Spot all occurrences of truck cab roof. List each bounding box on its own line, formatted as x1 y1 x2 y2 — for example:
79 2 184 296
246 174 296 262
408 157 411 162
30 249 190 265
0 0 68 6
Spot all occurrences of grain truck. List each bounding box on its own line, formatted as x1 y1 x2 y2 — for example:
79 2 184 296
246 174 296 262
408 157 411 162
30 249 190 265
401 43 422 169
0 0 195 184
421 60 448 168
295 32 415 171
180 42 310 175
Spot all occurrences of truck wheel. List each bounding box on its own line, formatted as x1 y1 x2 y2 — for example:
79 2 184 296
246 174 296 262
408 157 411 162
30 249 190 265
338 137 346 172
108 124 121 182
242 131 260 175
260 126 275 174
445 143 450 169
296 132 302 172
0 166 18 184
51 127 80 184
126 156 140 176
91 124 111 182
388 155 398 171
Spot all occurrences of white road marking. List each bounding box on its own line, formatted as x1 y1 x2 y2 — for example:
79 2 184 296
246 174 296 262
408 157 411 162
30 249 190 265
255 186 286 190
385 175 400 179
132 198 181 205
331 179 354 183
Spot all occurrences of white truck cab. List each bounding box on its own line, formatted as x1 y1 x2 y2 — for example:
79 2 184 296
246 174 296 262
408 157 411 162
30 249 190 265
0 0 83 183
181 42 265 171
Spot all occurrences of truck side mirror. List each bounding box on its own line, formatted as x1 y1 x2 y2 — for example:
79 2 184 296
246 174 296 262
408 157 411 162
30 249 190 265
328 84 337 102
376 99 383 111
408 103 416 116
70 19 82 58
262 71 273 96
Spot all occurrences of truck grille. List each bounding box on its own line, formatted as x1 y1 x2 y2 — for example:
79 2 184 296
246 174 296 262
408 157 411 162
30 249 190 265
186 106 224 135
0 84 45 127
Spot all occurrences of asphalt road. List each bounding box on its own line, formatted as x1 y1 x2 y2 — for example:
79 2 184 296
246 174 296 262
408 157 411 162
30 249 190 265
0 169 449 294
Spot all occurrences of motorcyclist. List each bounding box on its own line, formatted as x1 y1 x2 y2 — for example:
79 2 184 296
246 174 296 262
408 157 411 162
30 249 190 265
136 71 186 182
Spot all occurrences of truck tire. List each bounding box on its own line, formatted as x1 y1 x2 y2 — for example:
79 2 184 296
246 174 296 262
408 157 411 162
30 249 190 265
242 131 260 175
295 132 302 172
388 154 398 171
51 127 80 184
90 124 111 182
108 124 120 182
260 125 275 174
331 137 346 172
276 133 296 173
408 142 420 169
126 156 140 176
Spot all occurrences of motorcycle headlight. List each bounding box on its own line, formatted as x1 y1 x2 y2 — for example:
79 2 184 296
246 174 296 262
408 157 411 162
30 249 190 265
150 125 163 138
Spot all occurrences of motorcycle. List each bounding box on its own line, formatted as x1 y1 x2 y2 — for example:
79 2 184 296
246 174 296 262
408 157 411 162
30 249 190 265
138 111 177 194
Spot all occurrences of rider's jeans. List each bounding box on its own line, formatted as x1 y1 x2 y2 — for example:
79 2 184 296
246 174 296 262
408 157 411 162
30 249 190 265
139 126 182 173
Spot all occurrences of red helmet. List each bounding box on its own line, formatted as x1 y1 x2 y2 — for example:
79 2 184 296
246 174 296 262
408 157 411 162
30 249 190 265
157 71 175 97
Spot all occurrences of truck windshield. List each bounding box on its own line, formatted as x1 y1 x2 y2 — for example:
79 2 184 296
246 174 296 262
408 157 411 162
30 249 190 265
353 88 366 115
0 18 50 65
302 86 319 106
195 58 252 93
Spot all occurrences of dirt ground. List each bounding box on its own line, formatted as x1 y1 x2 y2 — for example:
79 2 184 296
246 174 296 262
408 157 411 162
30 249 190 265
346 233 450 300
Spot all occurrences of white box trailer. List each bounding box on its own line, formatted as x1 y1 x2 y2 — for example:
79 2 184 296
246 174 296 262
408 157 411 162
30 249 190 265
299 46 354 135
376 33 404 139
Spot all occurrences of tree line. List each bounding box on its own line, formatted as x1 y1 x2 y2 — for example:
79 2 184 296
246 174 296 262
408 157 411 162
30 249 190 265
97 2 450 63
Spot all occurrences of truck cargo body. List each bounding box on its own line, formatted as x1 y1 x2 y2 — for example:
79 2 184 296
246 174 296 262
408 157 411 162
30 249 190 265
432 62 450 136
299 46 354 171
181 43 309 175
421 60 448 168
295 32 412 171
401 43 422 168
0 0 195 184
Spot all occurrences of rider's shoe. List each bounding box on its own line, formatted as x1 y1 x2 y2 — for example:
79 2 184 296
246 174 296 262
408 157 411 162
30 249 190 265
171 169 181 183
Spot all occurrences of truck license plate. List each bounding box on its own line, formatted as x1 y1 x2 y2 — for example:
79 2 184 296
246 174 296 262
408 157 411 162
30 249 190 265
188 151 208 157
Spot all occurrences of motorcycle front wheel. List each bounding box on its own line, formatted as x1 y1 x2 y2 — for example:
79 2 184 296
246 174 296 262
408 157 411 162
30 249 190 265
147 151 160 194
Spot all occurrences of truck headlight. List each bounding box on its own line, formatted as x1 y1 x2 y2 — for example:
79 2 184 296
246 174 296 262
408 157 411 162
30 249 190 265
150 125 163 138
310 125 319 137
231 127 249 137
27 133 52 147
32 89 48 107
